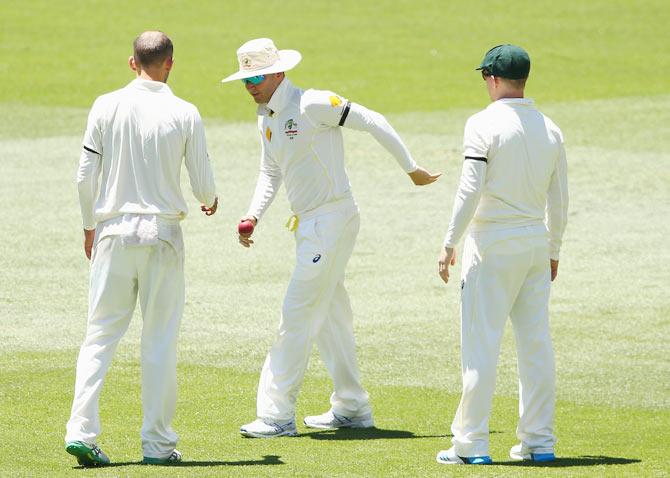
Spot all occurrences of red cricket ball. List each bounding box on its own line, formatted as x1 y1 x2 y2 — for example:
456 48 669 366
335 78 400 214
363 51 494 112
238 220 255 235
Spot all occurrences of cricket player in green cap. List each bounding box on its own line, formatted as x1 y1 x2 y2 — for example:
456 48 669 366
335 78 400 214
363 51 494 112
436 44 568 465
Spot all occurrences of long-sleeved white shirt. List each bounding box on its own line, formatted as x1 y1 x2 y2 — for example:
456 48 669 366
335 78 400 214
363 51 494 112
444 98 568 260
77 78 217 229
246 78 417 219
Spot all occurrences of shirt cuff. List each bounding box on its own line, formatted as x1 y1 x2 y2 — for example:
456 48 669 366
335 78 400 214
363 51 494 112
443 234 457 249
404 162 418 174
246 210 263 221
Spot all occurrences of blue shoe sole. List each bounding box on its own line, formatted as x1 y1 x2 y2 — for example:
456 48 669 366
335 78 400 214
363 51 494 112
531 453 556 462
436 451 492 465
465 456 493 465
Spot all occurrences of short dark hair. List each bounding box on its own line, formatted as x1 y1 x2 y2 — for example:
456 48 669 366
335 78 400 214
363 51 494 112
133 31 173 67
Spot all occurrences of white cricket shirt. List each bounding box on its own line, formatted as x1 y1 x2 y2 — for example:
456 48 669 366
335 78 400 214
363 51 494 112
246 78 417 219
77 78 217 229
444 98 568 259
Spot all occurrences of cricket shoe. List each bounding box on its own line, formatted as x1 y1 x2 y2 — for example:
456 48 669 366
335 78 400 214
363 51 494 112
143 449 183 465
303 410 374 429
240 418 297 438
65 441 110 467
509 443 555 462
436 447 492 465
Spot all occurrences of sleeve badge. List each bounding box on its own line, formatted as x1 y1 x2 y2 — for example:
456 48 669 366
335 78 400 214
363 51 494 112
329 95 343 107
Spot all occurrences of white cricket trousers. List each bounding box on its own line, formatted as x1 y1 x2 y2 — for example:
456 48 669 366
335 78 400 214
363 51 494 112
451 227 556 457
65 232 184 459
257 202 371 421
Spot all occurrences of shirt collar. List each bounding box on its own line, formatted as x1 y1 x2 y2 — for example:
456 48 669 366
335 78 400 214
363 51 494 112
128 78 173 94
258 77 294 116
494 97 534 107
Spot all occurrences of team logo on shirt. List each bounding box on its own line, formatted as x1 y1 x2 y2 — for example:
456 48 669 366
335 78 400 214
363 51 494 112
284 119 298 140
312 254 322 263
266 126 272 142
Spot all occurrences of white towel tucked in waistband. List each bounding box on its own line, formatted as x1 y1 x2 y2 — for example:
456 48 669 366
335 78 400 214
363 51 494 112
120 214 159 247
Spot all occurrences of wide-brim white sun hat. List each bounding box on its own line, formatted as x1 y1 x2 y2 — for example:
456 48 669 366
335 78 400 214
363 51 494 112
221 38 302 83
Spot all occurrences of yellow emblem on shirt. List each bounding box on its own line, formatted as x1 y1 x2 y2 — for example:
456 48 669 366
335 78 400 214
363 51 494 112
329 95 342 107
266 126 272 141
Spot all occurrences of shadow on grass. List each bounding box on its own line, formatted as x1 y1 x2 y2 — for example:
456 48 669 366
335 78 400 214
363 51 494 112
304 427 448 441
303 427 504 441
496 456 641 467
74 454 284 469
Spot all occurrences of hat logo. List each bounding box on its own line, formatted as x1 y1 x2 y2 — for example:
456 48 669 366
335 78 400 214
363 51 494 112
238 46 280 71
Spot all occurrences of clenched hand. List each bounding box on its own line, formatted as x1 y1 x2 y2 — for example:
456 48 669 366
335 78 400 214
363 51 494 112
201 196 218 216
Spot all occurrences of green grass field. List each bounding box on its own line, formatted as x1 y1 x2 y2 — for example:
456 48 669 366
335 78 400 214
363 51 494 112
1 1 669 476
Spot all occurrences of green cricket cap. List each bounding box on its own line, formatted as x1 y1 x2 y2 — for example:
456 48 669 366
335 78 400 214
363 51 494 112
476 44 530 79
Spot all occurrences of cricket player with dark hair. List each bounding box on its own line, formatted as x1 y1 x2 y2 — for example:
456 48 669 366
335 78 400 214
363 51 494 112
65 31 218 467
436 44 568 465
221 38 441 438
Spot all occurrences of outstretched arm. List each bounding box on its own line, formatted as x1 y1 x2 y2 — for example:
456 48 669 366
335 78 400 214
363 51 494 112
343 103 441 185
301 91 440 185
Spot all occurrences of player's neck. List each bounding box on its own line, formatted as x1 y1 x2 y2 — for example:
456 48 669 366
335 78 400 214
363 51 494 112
492 90 524 101
136 69 168 83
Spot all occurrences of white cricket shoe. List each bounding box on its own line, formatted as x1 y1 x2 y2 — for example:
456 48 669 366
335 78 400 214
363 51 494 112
303 410 374 429
509 443 555 462
240 418 297 438
436 447 492 465
143 449 182 465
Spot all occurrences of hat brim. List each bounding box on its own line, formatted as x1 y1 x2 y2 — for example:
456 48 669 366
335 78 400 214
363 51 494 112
221 49 302 83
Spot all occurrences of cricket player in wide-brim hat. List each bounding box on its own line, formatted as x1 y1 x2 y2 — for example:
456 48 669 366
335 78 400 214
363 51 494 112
222 38 441 438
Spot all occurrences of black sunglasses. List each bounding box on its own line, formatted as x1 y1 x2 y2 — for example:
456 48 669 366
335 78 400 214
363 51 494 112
481 69 492 80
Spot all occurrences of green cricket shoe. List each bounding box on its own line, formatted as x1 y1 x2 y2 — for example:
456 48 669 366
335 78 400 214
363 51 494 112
65 441 110 467
142 449 182 465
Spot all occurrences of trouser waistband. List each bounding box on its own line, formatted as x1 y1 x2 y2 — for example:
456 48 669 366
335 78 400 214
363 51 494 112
296 195 357 222
98 214 181 229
